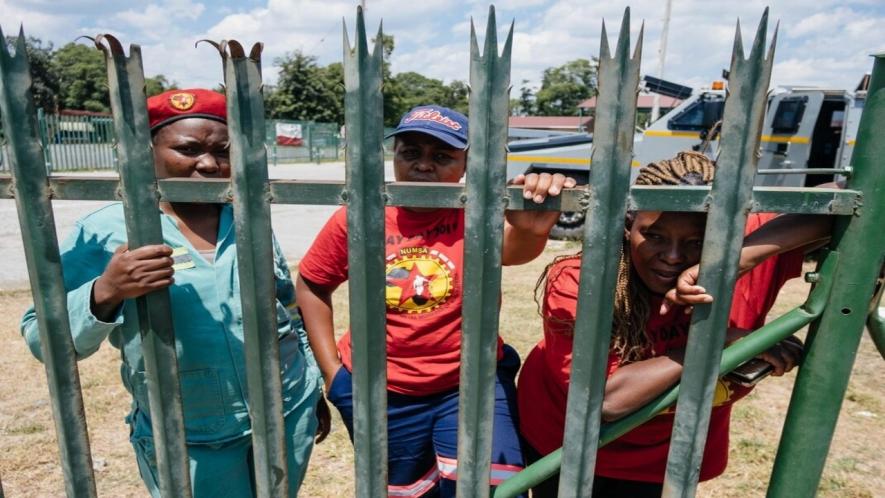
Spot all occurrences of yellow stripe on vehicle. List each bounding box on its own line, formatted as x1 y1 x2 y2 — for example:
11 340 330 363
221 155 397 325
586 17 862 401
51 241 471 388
760 135 810 144
507 155 641 167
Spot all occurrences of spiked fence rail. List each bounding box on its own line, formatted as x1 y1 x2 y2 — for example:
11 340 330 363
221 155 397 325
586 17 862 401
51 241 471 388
0 6 882 498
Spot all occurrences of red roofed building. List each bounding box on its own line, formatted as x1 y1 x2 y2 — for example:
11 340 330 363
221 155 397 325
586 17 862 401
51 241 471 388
579 94 682 113
508 115 594 133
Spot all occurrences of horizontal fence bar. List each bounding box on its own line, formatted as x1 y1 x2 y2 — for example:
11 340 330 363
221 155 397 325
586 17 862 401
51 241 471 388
494 252 837 498
757 168 851 176
0 177 861 215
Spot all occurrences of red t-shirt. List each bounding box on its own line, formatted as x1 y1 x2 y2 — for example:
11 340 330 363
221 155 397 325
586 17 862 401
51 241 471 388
299 206 503 396
517 213 804 483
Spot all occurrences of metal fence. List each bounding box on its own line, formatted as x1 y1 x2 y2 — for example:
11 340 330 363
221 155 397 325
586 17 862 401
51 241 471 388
0 110 117 172
266 120 342 164
0 113 344 173
0 6 883 498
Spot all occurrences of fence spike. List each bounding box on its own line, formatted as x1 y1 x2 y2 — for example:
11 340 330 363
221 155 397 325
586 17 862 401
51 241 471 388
0 23 98 498
457 6 514 498
342 5 389 497
557 7 642 498
214 38 291 498
95 34 193 498
662 10 776 497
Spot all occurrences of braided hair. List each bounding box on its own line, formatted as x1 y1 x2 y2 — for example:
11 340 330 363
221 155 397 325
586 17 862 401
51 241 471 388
535 151 717 364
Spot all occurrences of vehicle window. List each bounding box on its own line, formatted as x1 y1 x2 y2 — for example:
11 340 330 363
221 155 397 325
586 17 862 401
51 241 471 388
771 97 807 134
667 96 725 131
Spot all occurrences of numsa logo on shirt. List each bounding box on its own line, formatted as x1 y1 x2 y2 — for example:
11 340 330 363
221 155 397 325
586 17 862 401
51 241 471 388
385 246 454 314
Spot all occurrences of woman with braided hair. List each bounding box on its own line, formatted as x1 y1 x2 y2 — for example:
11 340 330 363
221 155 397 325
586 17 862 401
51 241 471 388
516 151 832 497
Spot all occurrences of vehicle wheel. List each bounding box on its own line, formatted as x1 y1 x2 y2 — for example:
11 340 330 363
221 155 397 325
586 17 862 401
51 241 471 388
549 211 585 240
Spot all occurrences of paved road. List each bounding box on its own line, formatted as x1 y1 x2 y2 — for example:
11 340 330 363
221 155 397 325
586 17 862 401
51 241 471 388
0 161 395 290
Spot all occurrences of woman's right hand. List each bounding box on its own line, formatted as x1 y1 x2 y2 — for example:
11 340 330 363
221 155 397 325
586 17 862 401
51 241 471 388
91 244 175 320
323 363 343 392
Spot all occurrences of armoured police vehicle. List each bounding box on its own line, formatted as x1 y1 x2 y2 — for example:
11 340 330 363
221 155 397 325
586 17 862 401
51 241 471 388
509 75 869 239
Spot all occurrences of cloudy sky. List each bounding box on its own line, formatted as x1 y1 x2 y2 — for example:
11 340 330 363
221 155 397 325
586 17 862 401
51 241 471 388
3 0 883 96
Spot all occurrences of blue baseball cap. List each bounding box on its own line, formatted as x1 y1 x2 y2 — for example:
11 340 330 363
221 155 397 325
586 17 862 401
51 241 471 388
386 105 469 150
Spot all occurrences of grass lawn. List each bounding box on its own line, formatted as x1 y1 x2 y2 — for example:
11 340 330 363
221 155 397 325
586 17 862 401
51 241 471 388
0 242 881 497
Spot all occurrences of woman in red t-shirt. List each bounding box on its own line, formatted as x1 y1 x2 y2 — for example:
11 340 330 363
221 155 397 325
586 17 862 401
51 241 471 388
517 151 832 497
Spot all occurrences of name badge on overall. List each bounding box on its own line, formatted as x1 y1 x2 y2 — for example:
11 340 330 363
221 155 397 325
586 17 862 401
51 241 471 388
171 247 195 271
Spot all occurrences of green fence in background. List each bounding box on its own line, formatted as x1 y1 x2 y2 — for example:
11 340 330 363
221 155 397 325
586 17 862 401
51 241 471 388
0 112 345 172
266 119 342 164
1 5 883 498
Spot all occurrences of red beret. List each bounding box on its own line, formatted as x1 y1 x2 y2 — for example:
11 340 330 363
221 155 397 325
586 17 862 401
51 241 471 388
147 88 227 131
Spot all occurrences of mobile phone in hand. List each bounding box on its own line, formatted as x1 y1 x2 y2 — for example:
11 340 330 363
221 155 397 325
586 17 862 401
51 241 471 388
725 357 773 387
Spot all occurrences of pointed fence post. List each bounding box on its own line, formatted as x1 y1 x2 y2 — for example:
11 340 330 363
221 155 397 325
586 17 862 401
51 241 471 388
456 8 513 498
0 27 97 498
557 10 643 498
343 7 389 497
95 34 192 497
211 39 292 497
662 12 777 497
767 53 885 498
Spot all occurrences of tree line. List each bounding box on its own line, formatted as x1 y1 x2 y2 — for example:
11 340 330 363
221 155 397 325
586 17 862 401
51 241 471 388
267 35 600 127
8 35 598 126
7 37 172 113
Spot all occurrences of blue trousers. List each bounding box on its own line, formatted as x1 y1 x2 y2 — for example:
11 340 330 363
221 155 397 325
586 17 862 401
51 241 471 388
131 386 319 498
327 344 526 498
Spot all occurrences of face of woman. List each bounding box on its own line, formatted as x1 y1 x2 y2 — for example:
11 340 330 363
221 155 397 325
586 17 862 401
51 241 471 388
152 118 230 179
628 211 706 295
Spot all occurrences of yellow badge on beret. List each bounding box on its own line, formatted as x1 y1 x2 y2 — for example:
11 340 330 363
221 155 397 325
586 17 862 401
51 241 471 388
169 92 195 111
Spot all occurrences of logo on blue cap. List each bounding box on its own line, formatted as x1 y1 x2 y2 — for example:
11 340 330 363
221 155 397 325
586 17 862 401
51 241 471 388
387 105 469 149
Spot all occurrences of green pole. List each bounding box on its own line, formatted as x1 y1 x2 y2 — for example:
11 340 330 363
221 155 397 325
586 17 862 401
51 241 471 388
457 8 513 498
342 8 389 497
663 12 776 497
768 53 885 498
216 40 291 497
0 26 97 498
95 34 192 497
557 10 642 498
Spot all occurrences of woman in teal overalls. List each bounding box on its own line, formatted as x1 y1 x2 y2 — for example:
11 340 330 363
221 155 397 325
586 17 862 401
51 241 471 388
20 88 326 497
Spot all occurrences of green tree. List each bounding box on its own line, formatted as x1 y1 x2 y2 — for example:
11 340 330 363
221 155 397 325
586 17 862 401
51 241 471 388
442 80 469 115
371 33 404 127
4 36 59 111
265 50 343 123
511 79 535 116
145 75 175 97
535 58 598 116
52 42 109 112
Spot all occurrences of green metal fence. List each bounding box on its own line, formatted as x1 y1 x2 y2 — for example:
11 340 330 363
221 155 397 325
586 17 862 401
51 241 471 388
267 119 342 165
0 5 883 498
0 110 117 172
0 112 343 172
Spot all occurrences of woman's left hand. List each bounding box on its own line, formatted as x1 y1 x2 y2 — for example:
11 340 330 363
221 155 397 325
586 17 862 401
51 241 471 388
660 264 712 315
505 173 577 236
315 394 332 444
757 336 804 376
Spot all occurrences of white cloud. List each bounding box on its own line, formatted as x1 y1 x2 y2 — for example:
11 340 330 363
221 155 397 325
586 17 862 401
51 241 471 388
4 0 882 104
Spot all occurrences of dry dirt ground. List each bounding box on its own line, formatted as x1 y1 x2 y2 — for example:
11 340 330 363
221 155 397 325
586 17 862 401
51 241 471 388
0 245 881 497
